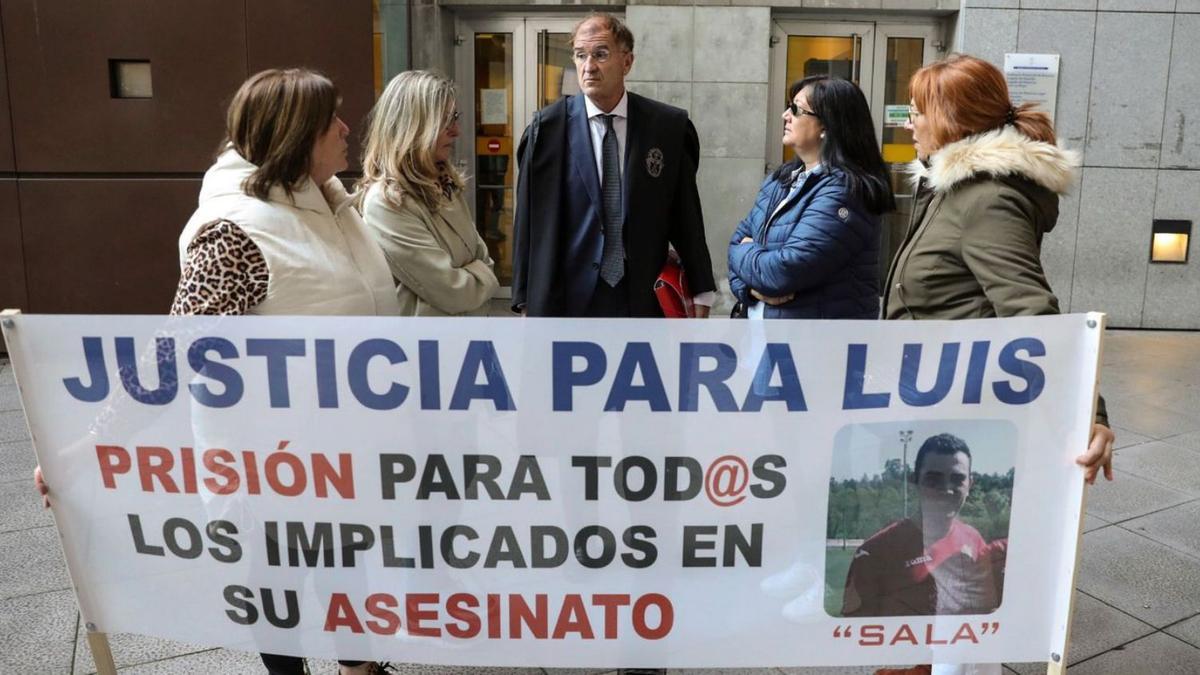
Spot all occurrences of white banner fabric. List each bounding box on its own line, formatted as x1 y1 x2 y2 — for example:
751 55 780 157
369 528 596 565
1 313 1103 668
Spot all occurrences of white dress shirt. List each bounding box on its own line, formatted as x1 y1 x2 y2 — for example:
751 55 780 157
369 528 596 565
582 91 714 307
583 92 628 183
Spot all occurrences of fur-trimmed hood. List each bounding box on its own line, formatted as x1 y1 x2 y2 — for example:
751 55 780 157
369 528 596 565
908 126 1080 195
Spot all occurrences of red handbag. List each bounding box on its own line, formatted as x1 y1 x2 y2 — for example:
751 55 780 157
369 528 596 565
654 249 694 318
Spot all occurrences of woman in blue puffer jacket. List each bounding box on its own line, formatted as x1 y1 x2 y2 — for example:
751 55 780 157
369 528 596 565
729 75 894 319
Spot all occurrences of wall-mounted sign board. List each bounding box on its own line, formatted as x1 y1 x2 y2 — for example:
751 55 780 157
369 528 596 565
1004 53 1060 124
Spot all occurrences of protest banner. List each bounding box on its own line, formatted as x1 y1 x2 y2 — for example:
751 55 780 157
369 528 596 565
0 312 1104 670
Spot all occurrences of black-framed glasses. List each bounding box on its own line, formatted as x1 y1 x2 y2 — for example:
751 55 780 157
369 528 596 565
785 101 819 118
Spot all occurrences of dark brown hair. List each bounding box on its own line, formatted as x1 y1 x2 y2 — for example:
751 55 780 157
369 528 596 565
910 54 1055 153
913 433 972 479
777 75 894 214
570 12 634 53
224 68 341 200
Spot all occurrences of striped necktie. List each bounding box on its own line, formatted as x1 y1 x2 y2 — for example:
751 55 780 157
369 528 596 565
598 114 625 286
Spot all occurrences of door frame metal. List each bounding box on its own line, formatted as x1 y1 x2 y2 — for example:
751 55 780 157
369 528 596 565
867 22 941 144
453 16 526 218
768 19 876 170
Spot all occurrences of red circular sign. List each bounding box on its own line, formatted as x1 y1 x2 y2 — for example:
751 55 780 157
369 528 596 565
487 138 501 153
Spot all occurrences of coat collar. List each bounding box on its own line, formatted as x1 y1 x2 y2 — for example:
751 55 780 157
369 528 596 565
582 90 629 121
907 126 1079 195
767 164 830 225
203 147 344 215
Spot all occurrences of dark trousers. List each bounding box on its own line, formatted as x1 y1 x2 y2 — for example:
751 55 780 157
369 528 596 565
585 277 630 317
260 653 364 674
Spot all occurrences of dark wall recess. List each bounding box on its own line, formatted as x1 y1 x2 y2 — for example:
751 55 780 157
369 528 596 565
109 60 154 99
0 0 377 319
2 0 248 173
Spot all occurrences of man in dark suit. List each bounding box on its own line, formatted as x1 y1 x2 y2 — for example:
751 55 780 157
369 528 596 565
512 12 715 318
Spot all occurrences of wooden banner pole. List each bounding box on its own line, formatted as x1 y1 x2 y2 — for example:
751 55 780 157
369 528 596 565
3 310 118 675
86 628 119 675
1047 312 1109 675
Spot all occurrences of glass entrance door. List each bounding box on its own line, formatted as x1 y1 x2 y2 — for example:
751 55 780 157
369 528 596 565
769 21 875 167
455 17 581 295
455 19 523 293
869 25 940 276
770 20 943 283
531 25 578 110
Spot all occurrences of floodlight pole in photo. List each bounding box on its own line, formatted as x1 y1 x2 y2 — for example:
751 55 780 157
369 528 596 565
899 429 913 518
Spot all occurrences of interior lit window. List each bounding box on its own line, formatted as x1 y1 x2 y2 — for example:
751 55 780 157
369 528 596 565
1150 220 1191 264
1152 233 1189 263
109 60 152 99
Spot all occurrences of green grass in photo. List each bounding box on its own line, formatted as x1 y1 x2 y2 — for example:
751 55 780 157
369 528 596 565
824 546 856 616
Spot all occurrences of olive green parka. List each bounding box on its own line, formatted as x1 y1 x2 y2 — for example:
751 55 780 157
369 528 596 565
883 125 1077 321
882 126 1108 425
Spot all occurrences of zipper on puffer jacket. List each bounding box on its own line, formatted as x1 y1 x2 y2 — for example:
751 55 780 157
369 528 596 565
756 181 789 245
758 176 809 245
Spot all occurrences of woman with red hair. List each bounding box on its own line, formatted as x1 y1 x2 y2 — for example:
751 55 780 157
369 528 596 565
884 53 1112 478
881 52 1113 675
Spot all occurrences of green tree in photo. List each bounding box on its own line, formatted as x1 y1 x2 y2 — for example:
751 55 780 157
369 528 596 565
826 469 1013 541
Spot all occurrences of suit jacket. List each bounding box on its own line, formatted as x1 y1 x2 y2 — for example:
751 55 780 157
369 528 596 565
512 92 715 317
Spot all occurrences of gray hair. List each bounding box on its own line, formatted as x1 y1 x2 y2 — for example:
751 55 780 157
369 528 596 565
571 12 635 53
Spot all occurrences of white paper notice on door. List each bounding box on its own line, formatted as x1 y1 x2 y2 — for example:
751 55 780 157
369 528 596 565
884 104 910 128
481 88 508 125
1004 53 1060 124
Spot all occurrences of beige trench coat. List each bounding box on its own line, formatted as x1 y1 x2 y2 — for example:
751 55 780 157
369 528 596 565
360 184 498 316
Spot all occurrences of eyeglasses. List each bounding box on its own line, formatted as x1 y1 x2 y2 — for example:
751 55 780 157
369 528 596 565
572 48 621 64
907 108 922 124
785 102 819 118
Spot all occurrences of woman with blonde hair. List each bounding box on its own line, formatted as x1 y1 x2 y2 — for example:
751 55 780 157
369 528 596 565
881 53 1113 675
357 70 498 316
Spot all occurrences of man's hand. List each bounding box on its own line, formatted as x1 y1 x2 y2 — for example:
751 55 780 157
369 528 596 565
750 288 794 306
1076 423 1115 485
693 304 710 319
33 465 50 509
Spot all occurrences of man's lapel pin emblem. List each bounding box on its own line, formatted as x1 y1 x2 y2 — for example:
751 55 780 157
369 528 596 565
646 148 664 178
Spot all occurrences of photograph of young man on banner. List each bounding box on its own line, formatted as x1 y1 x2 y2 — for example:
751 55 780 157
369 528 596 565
827 420 1014 618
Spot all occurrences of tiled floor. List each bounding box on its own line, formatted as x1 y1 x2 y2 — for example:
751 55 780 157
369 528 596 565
2 329 1200 674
